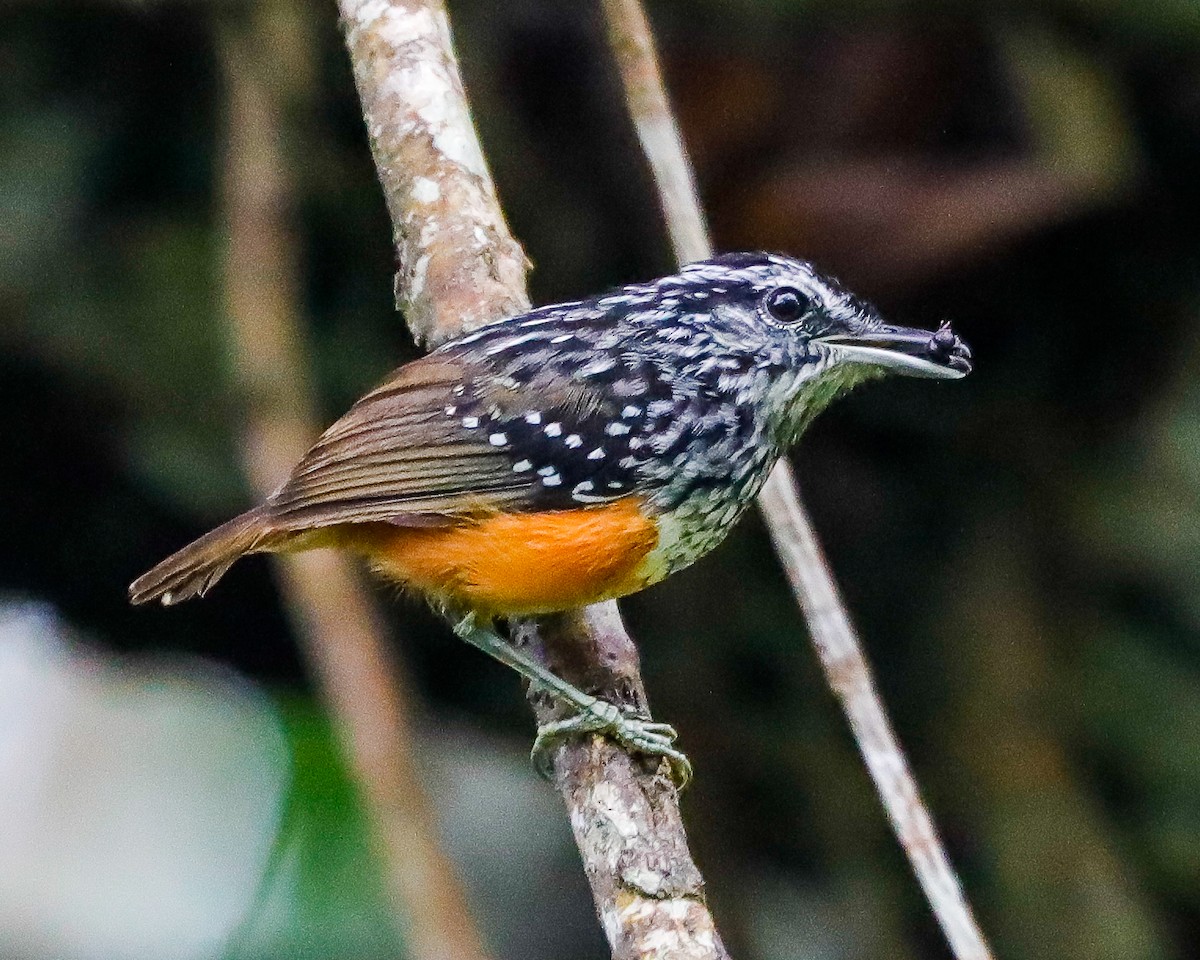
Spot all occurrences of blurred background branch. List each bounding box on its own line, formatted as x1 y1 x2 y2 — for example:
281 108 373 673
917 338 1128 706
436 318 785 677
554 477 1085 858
217 8 487 960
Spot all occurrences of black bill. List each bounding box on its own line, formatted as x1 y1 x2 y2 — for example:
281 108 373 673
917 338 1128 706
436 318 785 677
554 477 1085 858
818 323 972 380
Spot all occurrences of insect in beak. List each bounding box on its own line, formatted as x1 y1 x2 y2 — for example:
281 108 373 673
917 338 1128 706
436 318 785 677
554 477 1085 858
817 322 972 380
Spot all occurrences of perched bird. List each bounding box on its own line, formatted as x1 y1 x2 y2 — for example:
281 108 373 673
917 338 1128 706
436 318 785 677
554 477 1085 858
130 252 971 782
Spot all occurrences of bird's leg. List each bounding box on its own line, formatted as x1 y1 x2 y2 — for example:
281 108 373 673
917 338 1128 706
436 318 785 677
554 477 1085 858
452 614 692 787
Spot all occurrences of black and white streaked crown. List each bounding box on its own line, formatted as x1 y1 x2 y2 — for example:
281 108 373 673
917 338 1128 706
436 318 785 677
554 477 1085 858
444 252 859 346
607 251 871 321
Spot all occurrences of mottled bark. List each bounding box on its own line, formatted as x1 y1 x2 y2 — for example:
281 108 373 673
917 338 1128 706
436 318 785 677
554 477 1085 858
517 609 727 960
337 0 528 347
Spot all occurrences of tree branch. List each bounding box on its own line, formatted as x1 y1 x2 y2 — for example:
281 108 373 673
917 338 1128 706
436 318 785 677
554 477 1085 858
598 1 996 957
217 15 487 960
335 0 528 349
335 2 728 957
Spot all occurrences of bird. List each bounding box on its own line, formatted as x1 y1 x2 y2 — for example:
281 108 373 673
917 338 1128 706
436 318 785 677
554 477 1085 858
129 252 971 784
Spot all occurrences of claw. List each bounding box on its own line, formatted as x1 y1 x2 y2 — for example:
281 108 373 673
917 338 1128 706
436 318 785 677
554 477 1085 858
531 703 693 789
447 614 693 787
451 611 478 639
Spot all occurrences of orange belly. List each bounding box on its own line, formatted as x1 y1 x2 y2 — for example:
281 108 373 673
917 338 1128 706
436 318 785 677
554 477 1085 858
350 498 659 616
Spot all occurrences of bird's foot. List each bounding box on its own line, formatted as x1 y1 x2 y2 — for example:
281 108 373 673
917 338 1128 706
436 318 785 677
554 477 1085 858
450 611 692 788
531 699 693 788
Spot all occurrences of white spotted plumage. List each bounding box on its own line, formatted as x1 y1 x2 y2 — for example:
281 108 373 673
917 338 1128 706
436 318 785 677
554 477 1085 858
414 252 927 583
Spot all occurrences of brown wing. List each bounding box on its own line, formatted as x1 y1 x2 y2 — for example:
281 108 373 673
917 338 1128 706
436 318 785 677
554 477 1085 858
265 354 538 529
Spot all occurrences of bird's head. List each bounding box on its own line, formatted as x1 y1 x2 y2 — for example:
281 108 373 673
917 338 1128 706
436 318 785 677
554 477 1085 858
670 252 972 442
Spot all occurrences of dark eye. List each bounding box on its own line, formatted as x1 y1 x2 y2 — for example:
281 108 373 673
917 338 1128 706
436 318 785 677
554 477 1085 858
765 286 811 323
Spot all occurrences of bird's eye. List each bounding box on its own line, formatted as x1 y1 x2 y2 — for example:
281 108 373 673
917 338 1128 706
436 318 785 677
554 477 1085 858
765 287 811 323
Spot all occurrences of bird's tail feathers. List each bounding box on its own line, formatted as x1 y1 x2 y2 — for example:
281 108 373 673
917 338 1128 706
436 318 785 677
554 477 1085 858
129 506 274 606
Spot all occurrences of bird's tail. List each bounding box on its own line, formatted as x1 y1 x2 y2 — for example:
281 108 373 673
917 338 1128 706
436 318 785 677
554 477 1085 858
129 506 275 606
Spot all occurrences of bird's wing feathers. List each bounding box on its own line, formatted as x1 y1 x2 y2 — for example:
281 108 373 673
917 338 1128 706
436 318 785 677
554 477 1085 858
265 352 628 530
267 357 531 527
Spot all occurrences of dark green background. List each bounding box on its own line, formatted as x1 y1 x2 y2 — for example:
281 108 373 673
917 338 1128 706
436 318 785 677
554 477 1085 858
3 1 1199 958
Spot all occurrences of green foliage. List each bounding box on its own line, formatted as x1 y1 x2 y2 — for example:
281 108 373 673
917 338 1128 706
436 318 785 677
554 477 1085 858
225 697 405 960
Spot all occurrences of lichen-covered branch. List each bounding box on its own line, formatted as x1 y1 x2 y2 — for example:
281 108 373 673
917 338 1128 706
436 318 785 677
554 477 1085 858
598 2 996 958
334 2 728 957
218 17 488 960
337 0 528 347
514 608 727 960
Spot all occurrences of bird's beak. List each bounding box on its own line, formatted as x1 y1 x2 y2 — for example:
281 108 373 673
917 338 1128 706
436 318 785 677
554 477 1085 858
816 323 972 380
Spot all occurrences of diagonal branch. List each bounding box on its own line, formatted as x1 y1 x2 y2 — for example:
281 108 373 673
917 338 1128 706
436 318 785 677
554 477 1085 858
335 2 728 957
598 1 996 958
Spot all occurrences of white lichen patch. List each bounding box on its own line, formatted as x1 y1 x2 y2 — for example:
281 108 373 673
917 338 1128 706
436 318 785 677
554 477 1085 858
623 866 666 896
591 781 641 840
381 59 491 182
569 805 589 839
374 2 436 45
660 899 694 921
638 927 685 954
409 252 431 301
618 896 659 925
599 902 623 946
410 176 440 203
346 0 390 29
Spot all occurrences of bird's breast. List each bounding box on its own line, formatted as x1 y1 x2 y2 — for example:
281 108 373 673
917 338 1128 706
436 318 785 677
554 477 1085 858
358 497 661 617
635 481 763 584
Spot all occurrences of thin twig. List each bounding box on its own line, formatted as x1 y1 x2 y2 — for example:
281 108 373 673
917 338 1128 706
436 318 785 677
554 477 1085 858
334 2 728 957
598 1 996 957
602 0 710 264
758 463 994 960
217 18 488 960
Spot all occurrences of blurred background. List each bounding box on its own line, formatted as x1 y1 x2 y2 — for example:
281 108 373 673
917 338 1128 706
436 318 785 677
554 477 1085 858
3 0 1200 958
